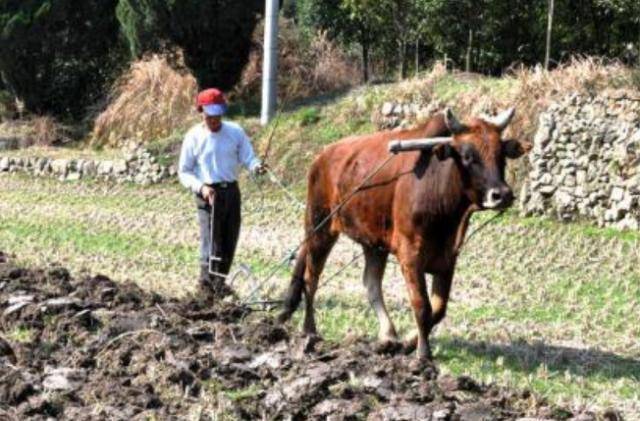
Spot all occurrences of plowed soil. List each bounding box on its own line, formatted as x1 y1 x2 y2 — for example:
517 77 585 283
0 252 617 420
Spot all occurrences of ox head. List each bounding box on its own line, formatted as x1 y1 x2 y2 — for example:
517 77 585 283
439 107 530 209
389 108 531 210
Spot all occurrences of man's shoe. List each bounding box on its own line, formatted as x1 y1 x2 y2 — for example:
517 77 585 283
198 264 235 299
209 276 236 299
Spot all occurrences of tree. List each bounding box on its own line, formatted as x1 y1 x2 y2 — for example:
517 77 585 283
0 0 126 120
389 0 413 79
116 0 264 90
340 0 390 82
296 0 387 82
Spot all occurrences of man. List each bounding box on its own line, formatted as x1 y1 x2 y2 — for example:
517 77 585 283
178 88 266 297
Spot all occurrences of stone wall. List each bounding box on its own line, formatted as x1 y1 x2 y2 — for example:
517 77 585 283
520 93 640 230
373 100 444 129
0 148 177 185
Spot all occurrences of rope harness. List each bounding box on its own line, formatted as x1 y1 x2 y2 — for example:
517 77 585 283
239 160 506 309
241 153 397 306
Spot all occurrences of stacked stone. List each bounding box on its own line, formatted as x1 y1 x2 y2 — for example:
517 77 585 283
374 101 444 129
520 93 640 230
0 148 178 186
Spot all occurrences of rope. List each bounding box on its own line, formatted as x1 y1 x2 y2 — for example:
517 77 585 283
241 153 397 304
265 168 305 209
457 209 506 254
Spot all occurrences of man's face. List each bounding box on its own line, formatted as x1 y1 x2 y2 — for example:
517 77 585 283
204 115 222 132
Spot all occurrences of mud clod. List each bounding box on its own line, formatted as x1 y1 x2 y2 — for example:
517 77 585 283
0 255 616 419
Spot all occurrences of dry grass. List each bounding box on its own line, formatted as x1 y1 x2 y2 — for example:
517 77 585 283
90 54 198 148
1 173 638 417
358 57 640 190
234 18 360 102
0 90 17 121
508 57 640 139
0 116 68 148
376 56 639 139
29 116 62 147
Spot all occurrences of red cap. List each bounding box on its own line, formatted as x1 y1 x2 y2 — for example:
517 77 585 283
196 88 227 115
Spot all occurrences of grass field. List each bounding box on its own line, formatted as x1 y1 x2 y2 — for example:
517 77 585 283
1 172 639 418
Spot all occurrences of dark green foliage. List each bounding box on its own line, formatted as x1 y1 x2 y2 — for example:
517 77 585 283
282 0 297 19
116 0 264 90
0 0 127 120
296 0 640 78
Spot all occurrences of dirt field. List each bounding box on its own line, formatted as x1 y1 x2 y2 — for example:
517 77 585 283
1 252 623 420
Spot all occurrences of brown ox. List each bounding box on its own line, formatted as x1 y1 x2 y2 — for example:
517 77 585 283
277 108 530 359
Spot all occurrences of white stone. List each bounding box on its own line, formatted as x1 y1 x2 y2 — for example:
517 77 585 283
611 187 625 202
381 102 394 116
97 161 113 176
82 161 97 177
50 159 69 175
618 194 634 212
539 185 556 195
113 159 128 174
66 172 81 181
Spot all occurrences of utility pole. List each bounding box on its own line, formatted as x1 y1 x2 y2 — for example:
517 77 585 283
544 0 554 70
261 0 279 126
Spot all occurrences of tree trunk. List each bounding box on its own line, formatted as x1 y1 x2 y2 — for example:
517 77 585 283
545 0 554 70
362 42 370 83
398 38 407 80
415 38 420 77
465 28 473 72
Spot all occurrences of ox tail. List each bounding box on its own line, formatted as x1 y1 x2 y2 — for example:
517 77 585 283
276 246 307 324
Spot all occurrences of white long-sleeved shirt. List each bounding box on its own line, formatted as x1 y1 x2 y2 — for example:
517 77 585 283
178 121 261 194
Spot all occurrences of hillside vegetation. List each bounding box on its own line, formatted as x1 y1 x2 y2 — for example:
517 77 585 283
61 57 640 188
1 59 640 417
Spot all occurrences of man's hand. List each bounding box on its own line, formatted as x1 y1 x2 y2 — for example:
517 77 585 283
201 185 215 205
255 163 269 176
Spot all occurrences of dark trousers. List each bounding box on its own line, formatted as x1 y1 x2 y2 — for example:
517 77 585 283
196 183 241 281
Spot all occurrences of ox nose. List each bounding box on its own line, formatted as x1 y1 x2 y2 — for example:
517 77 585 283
483 186 514 209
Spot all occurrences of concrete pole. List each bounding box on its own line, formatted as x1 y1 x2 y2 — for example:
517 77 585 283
544 0 554 70
261 0 279 126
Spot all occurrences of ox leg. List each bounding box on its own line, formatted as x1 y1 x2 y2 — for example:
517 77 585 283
362 246 397 342
431 269 454 327
277 245 308 324
302 235 337 335
404 269 454 353
399 252 432 359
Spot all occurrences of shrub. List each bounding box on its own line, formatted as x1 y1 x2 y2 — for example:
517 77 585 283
0 0 127 121
91 55 198 148
234 18 360 103
116 0 263 90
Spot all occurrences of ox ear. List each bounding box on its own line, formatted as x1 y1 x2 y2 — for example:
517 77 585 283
444 108 466 134
502 138 532 159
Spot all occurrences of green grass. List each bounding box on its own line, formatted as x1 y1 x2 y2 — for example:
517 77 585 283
432 74 516 103
1 169 639 417
7 327 35 343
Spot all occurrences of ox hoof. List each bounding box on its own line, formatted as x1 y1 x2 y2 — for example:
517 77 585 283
402 331 418 354
374 338 404 355
275 311 291 325
409 355 438 379
417 348 433 361
298 334 322 355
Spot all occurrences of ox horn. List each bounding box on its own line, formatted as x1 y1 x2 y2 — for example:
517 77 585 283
482 107 516 131
444 108 466 134
388 137 452 154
